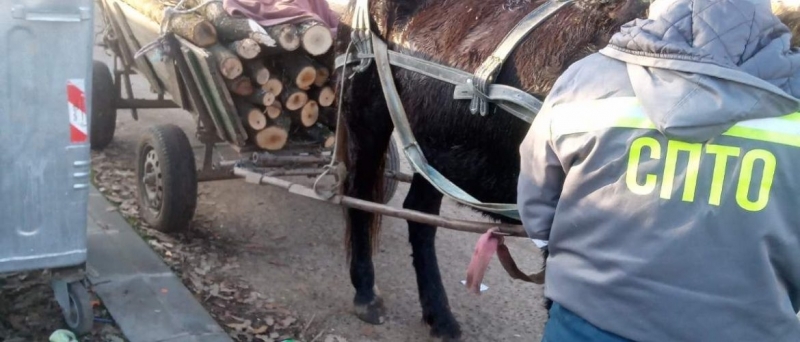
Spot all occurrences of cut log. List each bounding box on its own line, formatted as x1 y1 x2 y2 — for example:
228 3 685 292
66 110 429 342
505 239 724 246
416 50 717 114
119 0 217 47
268 24 301 51
314 66 330 87
263 76 284 96
186 0 276 47
297 20 333 56
244 60 271 85
228 38 261 59
265 102 282 119
281 86 308 111
309 86 335 107
209 44 243 80
282 55 316 90
255 115 291 150
291 100 319 127
248 88 276 107
226 75 254 96
236 100 268 130
304 123 336 149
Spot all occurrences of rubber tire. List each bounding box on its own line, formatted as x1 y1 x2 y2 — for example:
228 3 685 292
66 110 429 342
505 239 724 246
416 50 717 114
64 282 93 335
90 60 117 151
382 139 400 204
136 124 198 232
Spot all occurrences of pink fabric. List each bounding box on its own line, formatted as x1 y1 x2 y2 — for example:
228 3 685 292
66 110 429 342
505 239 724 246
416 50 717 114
223 0 340 36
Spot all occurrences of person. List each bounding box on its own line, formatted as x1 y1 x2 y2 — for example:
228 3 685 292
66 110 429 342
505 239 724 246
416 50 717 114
517 0 800 340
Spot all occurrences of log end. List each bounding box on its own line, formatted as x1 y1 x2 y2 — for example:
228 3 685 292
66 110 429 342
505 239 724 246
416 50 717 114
264 78 283 96
265 104 282 119
301 25 333 56
247 110 268 130
314 67 330 87
286 91 309 111
317 86 335 107
296 66 317 90
193 22 219 47
301 100 319 127
256 126 289 150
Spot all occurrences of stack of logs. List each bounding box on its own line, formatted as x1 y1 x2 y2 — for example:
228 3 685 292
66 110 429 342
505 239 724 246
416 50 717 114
122 0 337 151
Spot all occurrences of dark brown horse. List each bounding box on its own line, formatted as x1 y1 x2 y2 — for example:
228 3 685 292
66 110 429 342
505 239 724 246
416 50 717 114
332 0 648 339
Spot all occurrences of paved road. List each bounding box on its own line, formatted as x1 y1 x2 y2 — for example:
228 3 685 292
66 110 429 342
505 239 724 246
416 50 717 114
90 4 548 340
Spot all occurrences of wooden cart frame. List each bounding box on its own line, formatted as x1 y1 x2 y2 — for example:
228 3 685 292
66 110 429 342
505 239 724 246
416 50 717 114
92 0 527 237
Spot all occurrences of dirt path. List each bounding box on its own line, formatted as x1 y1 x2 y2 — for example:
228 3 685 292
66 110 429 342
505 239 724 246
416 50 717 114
90 3 549 340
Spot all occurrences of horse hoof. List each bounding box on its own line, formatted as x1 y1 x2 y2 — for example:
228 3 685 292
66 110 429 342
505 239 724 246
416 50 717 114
354 297 386 325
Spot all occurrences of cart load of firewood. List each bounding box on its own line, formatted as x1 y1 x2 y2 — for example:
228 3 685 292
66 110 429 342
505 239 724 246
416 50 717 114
121 0 337 151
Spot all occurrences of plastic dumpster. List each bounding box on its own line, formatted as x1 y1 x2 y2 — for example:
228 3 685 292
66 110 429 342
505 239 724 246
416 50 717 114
0 0 96 335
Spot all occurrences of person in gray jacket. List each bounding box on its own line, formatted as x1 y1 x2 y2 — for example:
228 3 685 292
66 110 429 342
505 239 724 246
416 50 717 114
517 0 800 340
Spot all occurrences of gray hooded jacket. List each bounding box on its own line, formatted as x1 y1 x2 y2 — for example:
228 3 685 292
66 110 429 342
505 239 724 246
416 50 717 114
517 0 800 340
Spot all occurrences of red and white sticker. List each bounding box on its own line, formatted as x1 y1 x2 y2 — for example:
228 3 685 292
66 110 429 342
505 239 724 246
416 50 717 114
67 80 87 143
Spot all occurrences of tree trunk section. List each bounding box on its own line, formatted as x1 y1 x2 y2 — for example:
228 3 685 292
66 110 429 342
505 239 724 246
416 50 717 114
265 102 282 119
209 44 243 80
236 100 268 131
281 55 316 90
304 123 335 149
120 0 217 47
229 38 261 59
268 24 300 51
255 115 291 150
309 86 335 107
244 60 271 85
185 0 276 47
291 99 318 127
263 77 284 96
281 86 308 111
226 75 254 96
297 20 333 56
248 88 276 107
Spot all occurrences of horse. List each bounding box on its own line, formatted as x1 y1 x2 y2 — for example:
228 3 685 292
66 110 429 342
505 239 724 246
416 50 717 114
329 0 697 339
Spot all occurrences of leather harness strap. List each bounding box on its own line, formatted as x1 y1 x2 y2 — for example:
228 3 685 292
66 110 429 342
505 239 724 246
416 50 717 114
334 0 572 221
469 0 574 116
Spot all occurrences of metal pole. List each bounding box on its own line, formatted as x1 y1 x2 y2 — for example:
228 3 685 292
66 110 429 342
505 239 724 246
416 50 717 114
234 166 527 237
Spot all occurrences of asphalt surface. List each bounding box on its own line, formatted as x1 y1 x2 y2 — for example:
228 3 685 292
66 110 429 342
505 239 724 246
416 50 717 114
90 3 549 340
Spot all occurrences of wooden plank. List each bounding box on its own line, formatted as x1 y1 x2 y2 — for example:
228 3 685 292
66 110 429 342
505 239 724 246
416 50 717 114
180 45 230 142
180 40 247 146
107 0 164 94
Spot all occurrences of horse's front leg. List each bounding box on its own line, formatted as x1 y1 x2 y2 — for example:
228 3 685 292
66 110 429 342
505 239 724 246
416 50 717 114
404 174 462 340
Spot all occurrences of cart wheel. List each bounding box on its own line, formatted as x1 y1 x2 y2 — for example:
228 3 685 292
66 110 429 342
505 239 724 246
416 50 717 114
136 124 198 232
382 139 400 204
63 281 93 335
90 60 117 151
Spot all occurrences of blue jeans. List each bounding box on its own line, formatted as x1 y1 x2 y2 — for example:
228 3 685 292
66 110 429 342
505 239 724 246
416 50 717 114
542 302 634 342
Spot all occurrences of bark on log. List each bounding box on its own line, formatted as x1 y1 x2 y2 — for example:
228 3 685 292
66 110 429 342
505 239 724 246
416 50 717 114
209 44 243 80
268 24 300 51
186 0 276 47
297 20 333 56
226 75 254 96
255 115 291 150
120 0 217 47
304 123 335 149
281 86 308 111
318 106 337 128
309 86 335 107
236 100 268 130
291 99 319 127
282 55 316 90
229 38 261 59
244 60 271 85
248 88 276 107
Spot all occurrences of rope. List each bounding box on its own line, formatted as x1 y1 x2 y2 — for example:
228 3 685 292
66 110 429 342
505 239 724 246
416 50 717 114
312 39 357 199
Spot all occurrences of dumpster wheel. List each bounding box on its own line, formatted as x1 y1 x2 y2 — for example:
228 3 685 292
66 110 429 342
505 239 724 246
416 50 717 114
382 138 400 204
136 124 198 232
63 281 93 335
90 60 117 151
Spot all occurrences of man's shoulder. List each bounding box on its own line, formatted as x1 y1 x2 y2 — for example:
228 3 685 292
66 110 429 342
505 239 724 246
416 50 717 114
547 53 633 106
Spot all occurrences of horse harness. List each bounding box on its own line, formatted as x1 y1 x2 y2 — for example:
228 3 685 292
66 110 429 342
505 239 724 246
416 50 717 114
333 0 574 222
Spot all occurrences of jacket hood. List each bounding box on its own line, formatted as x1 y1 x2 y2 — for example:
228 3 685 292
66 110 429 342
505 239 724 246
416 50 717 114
599 0 800 142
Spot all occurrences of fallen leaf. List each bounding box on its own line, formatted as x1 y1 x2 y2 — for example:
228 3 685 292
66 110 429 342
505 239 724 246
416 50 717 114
252 325 268 334
226 319 252 331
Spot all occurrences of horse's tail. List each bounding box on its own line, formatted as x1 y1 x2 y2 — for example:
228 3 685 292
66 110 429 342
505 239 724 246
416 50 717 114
338 112 388 261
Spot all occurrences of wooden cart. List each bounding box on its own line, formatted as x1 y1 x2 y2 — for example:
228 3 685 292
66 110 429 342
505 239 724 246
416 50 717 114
92 0 526 236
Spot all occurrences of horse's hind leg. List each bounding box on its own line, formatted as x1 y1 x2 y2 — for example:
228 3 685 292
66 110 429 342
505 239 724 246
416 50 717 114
342 90 394 325
404 175 462 340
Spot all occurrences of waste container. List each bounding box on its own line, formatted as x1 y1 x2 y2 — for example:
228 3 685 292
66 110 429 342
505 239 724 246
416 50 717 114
0 0 96 335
